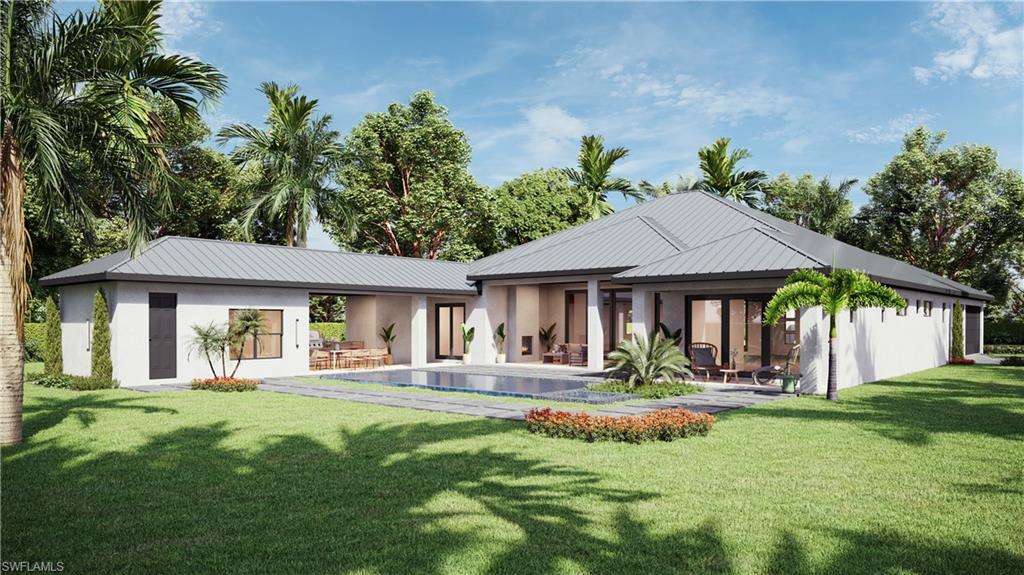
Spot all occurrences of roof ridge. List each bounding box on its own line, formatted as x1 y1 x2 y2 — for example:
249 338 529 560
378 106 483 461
107 235 173 272
751 228 829 267
158 236 470 266
637 215 688 251
695 190 782 232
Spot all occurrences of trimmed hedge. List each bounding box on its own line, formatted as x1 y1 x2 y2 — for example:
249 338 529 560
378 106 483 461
26 372 119 391
526 407 714 443
985 318 1024 345
23 322 45 362
985 344 1024 355
191 378 261 392
1000 356 1024 366
951 301 964 359
310 322 346 342
589 380 703 399
91 289 112 380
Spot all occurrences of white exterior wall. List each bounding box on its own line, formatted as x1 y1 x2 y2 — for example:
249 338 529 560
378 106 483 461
59 283 103 377
799 289 986 394
63 281 310 385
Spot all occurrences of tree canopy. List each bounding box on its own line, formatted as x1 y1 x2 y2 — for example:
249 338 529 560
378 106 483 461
327 91 484 260
696 138 766 207
763 173 856 237
846 128 1024 305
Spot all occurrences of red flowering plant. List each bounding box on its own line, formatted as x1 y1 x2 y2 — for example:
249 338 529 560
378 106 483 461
525 407 714 443
947 357 976 365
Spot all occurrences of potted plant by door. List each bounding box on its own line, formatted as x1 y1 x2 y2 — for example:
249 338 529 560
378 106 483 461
379 322 396 365
494 322 507 364
779 345 802 394
461 323 475 365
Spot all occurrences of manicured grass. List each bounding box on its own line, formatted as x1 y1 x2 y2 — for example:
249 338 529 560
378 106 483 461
3 365 1023 573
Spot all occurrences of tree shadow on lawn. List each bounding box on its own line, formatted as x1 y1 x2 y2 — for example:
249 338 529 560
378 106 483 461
21 393 179 437
5 393 1022 574
746 371 1024 446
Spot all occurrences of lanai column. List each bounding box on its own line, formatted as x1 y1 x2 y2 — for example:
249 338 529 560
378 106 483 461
411 295 428 367
632 286 650 341
587 279 604 371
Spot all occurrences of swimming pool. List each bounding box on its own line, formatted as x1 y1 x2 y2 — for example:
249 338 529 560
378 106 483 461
320 368 629 404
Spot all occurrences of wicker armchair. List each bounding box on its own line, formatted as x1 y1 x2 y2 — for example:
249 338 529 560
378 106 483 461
688 342 724 380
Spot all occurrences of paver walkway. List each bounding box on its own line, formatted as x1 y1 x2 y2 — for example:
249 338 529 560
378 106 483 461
255 378 790 420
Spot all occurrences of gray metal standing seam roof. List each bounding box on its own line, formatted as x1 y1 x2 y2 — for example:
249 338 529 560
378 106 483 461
40 236 477 295
40 191 991 301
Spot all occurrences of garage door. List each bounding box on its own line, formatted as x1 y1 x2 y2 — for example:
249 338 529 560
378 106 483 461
965 305 981 355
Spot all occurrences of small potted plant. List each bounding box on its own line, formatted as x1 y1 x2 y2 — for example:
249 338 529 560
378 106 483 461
461 323 475 364
494 322 507 364
779 346 802 394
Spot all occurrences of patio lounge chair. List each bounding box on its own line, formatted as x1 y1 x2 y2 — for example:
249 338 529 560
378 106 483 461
688 342 725 381
567 343 587 367
309 349 331 370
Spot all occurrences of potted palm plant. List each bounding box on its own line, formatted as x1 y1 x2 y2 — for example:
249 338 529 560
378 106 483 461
539 323 557 353
494 322 507 364
379 322 396 364
461 323 475 364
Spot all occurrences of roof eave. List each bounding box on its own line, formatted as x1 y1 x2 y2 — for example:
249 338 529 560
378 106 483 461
40 272 478 296
467 267 632 282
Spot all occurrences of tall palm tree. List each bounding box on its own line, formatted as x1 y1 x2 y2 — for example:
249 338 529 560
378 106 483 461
0 0 225 444
696 137 767 207
562 135 642 220
803 177 856 237
635 176 696 200
764 268 905 401
217 83 348 247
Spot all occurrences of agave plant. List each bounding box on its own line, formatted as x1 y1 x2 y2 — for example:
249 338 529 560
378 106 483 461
493 322 506 349
606 334 693 390
658 322 683 346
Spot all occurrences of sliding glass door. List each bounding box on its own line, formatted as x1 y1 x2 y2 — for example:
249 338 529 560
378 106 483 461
687 296 798 373
435 303 465 359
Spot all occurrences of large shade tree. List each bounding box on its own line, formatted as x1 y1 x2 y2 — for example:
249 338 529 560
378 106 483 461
217 82 345 248
562 135 641 220
846 127 1024 307
696 137 766 207
327 91 484 260
0 0 225 444
764 269 905 401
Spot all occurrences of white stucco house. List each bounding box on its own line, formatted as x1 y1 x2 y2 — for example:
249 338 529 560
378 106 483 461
41 191 989 392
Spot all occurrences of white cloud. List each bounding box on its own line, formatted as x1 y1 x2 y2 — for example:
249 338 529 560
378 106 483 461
845 110 938 144
913 3 1023 83
520 104 587 164
160 0 220 56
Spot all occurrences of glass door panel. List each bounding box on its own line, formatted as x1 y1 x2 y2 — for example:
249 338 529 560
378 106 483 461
437 306 451 357
770 309 800 369
728 300 763 371
690 299 723 359
452 305 465 356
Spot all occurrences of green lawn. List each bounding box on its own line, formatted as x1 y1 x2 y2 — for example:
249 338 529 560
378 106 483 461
3 366 1023 574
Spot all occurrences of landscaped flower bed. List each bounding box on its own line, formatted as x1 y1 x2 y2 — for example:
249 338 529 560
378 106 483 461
589 380 703 399
947 358 976 365
525 407 714 443
191 378 261 392
27 373 119 391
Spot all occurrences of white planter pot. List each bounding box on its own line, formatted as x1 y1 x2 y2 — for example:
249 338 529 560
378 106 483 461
463 354 472 365
496 353 507 364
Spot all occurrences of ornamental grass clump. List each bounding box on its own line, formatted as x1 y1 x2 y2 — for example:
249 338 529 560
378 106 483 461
525 407 714 443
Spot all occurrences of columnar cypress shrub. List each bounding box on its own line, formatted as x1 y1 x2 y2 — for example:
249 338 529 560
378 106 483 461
91 289 112 379
951 301 964 360
44 295 63 375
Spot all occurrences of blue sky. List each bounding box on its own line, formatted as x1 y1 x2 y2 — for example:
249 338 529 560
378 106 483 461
148 1 1023 250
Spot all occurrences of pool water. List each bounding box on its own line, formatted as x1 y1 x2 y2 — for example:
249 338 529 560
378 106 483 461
320 369 628 403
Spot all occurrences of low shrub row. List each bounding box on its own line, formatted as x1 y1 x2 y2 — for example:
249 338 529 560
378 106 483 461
191 378 261 392
947 357 976 365
589 380 703 399
1000 356 1024 366
310 322 346 342
27 372 119 391
984 318 1024 345
526 407 714 443
984 344 1024 355
23 322 45 362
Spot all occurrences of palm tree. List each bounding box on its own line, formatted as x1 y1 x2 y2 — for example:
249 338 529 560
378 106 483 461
188 322 231 379
1 0 225 444
764 268 905 401
635 176 695 200
606 333 692 390
803 177 856 237
228 309 266 378
563 135 643 219
217 83 348 247
696 138 766 207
